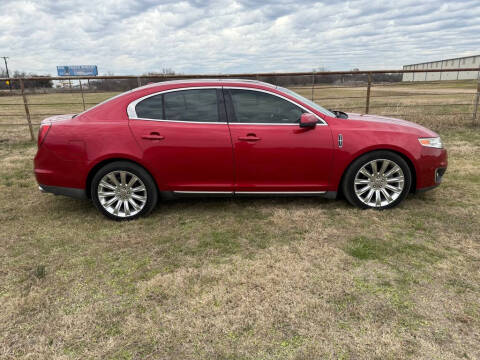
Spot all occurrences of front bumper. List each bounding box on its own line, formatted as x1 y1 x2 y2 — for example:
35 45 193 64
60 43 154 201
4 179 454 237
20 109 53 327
38 184 86 199
435 167 446 183
415 147 447 191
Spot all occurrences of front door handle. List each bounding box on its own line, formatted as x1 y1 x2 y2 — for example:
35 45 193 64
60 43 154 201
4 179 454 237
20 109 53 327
238 134 261 142
141 132 165 140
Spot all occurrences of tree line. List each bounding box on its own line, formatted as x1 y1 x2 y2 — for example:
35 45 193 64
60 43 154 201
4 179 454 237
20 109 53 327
0 68 402 92
0 70 53 90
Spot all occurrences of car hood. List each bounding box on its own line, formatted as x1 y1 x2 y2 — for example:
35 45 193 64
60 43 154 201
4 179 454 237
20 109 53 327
345 113 438 137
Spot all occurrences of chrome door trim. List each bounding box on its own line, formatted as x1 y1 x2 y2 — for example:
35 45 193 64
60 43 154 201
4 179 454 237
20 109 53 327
173 191 233 194
235 191 326 195
172 190 326 195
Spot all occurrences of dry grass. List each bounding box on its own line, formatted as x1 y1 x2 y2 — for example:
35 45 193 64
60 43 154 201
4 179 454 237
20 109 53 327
1 82 480 359
293 80 478 131
0 91 120 142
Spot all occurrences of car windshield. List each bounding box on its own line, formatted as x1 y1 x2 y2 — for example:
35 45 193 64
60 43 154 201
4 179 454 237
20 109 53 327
278 87 335 117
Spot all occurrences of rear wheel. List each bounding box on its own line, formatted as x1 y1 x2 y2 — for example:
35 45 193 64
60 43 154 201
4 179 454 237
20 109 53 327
91 161 158 220
342 151 411 209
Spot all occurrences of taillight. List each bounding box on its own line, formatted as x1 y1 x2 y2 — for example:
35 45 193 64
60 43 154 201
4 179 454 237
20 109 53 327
37 124 51 147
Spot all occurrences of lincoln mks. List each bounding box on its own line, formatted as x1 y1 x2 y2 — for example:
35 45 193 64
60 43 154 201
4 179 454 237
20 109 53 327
34 79 447 220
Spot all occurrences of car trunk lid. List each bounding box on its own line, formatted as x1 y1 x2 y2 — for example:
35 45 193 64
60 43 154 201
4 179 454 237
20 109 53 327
41 114 76 125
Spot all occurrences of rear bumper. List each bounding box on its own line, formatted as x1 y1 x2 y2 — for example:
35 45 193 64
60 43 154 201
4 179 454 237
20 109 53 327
38 184 86 199
34 140 89 189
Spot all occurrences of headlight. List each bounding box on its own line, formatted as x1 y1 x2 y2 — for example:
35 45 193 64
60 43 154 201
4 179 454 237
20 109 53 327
418 137 443 149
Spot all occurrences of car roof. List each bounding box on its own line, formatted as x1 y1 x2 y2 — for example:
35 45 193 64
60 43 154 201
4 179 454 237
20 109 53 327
80 78 279 117
137 78 277 90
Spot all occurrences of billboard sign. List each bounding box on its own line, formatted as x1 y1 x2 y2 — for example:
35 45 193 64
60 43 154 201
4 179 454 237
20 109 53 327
57 65 98 76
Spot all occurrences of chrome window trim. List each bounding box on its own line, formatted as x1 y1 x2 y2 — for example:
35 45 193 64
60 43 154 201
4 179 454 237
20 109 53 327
127 86 329 126
223 86 327 126
128 117 226 125
127 86 221 120
230 123 299 126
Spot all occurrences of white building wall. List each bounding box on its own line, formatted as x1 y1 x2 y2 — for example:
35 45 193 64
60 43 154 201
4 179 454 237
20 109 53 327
402 66 414 81
402 55 480 81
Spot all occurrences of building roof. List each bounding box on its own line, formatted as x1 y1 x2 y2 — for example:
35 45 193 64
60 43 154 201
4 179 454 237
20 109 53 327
404 54 480 67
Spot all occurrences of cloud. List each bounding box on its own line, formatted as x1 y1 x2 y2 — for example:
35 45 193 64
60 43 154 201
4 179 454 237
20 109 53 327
0 0 479 75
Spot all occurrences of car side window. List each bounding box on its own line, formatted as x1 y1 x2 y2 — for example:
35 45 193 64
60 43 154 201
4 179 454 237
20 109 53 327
164 89 219 122
229 89 304 124
135 94 164 119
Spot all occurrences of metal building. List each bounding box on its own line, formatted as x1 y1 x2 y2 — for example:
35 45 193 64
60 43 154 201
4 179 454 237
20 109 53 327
402 55 480 81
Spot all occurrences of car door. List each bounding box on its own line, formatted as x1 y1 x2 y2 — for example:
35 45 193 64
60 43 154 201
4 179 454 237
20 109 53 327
128 88 234 192
225 88 333 192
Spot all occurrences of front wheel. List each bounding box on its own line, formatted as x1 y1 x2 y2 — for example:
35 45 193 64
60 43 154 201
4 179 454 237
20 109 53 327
91 161 158 221
342 151 411 210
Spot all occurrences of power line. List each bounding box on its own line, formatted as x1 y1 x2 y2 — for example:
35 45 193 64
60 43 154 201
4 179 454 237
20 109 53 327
1 56 11 91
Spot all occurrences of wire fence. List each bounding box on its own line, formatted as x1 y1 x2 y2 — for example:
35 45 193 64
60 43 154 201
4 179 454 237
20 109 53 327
0 68 479 142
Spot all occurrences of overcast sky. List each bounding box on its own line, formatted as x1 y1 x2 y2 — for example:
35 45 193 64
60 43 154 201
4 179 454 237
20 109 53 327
1 0 479 75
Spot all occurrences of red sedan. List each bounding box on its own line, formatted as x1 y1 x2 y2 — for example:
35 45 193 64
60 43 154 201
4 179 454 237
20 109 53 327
34 79 447 220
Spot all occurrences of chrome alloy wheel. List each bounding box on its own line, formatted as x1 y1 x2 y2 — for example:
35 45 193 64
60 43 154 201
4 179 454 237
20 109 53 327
354 159 405 208
97 170 147 218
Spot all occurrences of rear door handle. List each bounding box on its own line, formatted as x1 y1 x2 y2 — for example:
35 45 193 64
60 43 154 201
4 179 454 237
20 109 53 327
238 134 261 142
141 132 165 140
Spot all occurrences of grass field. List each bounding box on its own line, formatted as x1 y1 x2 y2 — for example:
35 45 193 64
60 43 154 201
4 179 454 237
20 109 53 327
1 81 480 359
0 79 478 142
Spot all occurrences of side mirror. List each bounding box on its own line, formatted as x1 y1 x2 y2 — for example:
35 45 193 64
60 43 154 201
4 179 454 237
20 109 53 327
299 113 318 128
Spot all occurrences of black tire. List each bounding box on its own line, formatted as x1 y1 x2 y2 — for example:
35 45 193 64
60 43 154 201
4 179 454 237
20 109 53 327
342 151 412 210
91 161 158 221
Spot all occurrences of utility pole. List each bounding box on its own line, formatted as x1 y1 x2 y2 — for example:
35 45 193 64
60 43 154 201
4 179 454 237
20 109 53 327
1 56 12 91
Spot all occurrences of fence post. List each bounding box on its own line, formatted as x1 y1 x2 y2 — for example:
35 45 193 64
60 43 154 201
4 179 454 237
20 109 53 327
473 79 480 126
365 72 372 114
311 70 315 101
137 77 142 88
457 58 461 80
20 78 35 142
79 79 86 111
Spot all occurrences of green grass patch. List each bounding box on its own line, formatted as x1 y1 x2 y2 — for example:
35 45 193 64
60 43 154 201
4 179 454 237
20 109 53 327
345 236 444 267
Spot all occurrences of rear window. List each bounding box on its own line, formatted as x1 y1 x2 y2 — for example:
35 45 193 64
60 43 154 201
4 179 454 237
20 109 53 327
135 94 164 119
164 89 219 122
